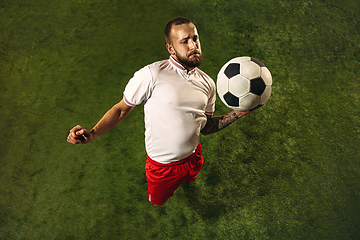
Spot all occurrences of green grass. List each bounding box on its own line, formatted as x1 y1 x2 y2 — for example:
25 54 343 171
1 0 359 239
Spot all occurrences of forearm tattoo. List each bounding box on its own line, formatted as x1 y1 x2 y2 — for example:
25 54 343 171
201 111 240 135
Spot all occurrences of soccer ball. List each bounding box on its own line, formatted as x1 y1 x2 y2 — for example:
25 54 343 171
217 57 272 112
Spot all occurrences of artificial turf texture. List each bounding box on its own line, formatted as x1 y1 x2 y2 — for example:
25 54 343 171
1 0 359 239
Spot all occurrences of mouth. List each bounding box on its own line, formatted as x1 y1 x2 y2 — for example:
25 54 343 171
189 52 200 58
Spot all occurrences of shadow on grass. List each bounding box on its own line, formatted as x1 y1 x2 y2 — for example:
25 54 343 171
181 182 228 221
180 156 287 222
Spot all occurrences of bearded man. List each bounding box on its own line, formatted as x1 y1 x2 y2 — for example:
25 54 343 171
67 17 250 206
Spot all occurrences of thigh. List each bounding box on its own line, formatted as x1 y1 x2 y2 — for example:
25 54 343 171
145 159 186 205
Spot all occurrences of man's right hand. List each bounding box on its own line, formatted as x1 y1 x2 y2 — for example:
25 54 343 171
67 125 94 144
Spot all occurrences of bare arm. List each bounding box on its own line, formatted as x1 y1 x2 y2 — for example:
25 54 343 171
200 110 250 135
67 99 134 144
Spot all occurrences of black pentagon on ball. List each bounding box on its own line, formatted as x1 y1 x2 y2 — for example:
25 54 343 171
251 58 265 67
224 63 240 79
250 77 266 96
224 92 239 107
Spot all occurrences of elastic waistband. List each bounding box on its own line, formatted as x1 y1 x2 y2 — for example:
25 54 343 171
147 142 202 167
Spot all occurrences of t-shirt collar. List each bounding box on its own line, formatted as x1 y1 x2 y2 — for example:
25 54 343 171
169 56 196 74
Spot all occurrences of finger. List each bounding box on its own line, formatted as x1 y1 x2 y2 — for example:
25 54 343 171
67 135 76 144
67 132 82 144
71 138 82 144
67 133 78 144
70 125 84 133
76 129 84 135
77 129 91 139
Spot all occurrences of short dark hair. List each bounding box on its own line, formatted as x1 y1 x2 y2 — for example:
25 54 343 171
164 17 192 44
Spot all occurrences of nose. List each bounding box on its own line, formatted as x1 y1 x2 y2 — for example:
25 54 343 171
189 39 197 50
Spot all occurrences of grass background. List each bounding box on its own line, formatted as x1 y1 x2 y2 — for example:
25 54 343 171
0 0 359 239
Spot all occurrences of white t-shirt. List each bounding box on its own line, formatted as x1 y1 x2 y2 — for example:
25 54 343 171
123 57 216 164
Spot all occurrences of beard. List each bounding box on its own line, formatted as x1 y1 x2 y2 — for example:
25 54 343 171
175 49 203 69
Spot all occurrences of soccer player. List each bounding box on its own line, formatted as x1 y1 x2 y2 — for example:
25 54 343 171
67 17 250 206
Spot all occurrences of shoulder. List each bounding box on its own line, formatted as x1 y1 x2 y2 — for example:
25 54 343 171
132 59 169 78
146 59 174 78
147 59 171 70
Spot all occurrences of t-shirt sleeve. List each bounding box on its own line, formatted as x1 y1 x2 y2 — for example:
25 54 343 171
205 78 216 115
123 66 152 107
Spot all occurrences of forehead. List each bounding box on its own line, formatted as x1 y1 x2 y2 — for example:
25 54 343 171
171 23 198 41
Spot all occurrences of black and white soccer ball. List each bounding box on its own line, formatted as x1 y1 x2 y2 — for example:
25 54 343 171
217 57 272 112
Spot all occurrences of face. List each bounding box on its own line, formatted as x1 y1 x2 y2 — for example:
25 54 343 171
167 23 203 70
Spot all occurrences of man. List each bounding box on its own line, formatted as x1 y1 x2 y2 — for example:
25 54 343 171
67 17 250 206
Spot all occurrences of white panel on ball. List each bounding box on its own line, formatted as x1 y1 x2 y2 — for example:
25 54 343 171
228 75 249 97
240 61 261 80
260 67 273 85
239 93 260 112
231 56 251 64
217 74 229 98
260 87 272 105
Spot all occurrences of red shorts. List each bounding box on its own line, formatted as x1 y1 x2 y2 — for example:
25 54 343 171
145 142 204 206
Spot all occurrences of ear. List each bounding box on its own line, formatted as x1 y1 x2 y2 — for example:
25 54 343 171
166 43 175 55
